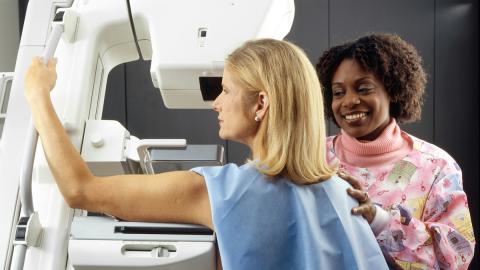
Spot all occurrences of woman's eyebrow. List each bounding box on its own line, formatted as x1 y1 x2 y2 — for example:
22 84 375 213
356 76 375 83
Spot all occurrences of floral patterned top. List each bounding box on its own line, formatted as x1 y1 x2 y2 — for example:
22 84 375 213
327 133 475 270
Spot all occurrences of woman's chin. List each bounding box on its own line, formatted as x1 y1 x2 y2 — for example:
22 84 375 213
341 126 368 139
218 130 228 140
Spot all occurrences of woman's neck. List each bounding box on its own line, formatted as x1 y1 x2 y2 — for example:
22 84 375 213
356 117 391 141
334 118 413 168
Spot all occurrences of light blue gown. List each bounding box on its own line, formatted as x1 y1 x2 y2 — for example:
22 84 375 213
192 163 388 270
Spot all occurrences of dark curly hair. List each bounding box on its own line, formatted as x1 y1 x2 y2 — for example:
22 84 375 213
316 33 426 124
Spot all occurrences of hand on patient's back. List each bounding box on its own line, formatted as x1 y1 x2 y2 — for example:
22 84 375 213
338 170 376 223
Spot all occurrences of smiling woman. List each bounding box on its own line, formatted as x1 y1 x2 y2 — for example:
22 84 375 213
316 34 475 269
330 58 391 141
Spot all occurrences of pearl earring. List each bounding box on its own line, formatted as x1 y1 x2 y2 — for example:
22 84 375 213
254 114 261 122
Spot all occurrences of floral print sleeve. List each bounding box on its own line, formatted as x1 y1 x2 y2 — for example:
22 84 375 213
326 136 475 270
377 158 474 269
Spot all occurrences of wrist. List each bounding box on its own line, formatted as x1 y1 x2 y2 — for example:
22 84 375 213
369 205 391 236
26 89 50 105
367 204 377 223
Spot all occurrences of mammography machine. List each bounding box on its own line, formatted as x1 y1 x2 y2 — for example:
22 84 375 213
0 0 294 269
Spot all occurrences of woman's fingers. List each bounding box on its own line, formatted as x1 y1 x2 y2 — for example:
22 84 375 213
351 203 376 224
338 170 362 190
32 56 42 65
47 58 57 69
347 187 376 223
340 171 376 223
347 188 369 203
30 57 55 69
25 57 58 101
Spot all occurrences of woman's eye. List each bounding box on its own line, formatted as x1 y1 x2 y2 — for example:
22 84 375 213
332 89 344 97
358 85 374 93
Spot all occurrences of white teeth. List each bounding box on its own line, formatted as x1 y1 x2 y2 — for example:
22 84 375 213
344 112 367 121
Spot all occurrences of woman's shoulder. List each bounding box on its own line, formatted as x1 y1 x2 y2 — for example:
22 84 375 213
192 162 254 175
191 162 263 188
316 175 357 202
315 174 348 189
404 132 461 170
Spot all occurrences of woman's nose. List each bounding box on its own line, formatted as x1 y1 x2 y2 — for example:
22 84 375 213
343 90 360 107
212 95 220 112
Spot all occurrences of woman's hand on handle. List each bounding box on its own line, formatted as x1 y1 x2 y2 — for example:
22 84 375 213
338 170 376 224
25 57 57 103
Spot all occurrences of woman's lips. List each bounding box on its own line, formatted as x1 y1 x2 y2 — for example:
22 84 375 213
342 112 368 123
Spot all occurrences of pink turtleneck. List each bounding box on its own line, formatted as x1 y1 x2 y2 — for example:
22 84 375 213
333 119 413 168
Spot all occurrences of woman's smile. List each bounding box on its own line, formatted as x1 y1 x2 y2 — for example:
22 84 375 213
342 111 369 123
331 59 391 141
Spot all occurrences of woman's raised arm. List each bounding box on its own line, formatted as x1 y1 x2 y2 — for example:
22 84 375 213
24 57 213 229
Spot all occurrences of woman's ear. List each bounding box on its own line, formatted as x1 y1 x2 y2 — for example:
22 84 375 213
254 91 269 121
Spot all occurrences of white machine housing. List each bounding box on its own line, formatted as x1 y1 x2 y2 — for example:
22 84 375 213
0 73 13 143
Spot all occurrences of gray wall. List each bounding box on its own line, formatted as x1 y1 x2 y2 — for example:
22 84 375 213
0 0 20 72
101 0 477 268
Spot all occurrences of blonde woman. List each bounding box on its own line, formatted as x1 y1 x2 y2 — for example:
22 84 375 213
25 39 387 269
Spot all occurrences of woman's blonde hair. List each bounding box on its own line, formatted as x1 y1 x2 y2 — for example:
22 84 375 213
226 38 336 185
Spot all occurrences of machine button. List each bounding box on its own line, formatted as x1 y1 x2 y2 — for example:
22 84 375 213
90 134 104 148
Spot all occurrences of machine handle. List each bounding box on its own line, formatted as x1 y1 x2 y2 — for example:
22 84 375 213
11 20 65 270
69 240 215 268
19 24 64 217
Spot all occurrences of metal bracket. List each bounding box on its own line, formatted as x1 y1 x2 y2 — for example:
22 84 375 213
136 139 187 174
54 8 79 43
13 212 43 247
